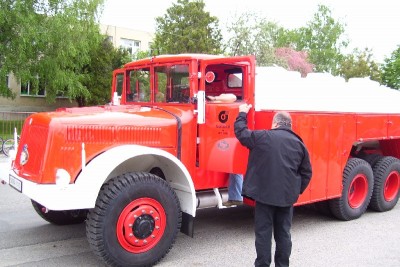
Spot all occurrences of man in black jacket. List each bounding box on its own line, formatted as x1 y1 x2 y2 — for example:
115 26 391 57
234 104 312 267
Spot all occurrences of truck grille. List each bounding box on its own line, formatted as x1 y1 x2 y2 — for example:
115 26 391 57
66 125 162 146
18 124 49 178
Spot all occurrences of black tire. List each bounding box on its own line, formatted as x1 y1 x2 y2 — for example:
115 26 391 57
329 158 373 220
31 200 87 225
358 153 383 168
369 156 400 212
86 172 181 267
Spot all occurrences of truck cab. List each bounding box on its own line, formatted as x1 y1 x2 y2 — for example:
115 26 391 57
111 55 255 189
6 54 256 267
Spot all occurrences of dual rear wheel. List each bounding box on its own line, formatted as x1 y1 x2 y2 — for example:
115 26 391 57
370 156 400 212
329 156 400 221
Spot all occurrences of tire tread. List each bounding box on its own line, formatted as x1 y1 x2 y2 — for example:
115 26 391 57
86 172 181 267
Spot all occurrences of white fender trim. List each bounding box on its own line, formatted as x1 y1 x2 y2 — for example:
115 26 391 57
11 145 196 217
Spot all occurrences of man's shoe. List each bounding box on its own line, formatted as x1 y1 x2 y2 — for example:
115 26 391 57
223 200 243 207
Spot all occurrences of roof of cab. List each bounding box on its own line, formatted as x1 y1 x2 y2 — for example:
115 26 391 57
124 54 224 68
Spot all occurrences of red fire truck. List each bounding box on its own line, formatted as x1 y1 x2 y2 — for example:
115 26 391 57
2 54 400 266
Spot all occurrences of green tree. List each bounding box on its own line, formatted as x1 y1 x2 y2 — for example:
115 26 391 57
0 0 104 103
287 5 348 73
132 50 152 61
152 0 223 55
382 46 400 90
338 48 381 82
225 12 287 67
79 38 131 106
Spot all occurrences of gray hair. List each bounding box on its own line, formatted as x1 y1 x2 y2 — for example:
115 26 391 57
273 111 292 128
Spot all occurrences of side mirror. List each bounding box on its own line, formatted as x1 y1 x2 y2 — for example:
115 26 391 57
112 91 120 105
196 91 205 124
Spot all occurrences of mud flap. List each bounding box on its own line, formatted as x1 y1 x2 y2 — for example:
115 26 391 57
180 212 194 237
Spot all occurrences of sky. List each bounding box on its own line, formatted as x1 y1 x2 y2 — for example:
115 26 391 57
100 0 400 63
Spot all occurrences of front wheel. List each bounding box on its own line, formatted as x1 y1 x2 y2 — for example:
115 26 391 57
86 172 181 267
329 158 373 220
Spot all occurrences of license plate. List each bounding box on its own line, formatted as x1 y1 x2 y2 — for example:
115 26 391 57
9 175 22 193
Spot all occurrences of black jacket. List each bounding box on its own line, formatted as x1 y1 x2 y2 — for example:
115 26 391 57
235 112 312 207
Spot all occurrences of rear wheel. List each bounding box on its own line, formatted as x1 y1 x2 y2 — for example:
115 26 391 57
86 172 181 267
329 158 373 220
31 200 87 225
358 153 383 168
369 156 400 212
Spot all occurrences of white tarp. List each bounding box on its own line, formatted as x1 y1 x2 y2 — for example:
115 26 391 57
255 67 400 113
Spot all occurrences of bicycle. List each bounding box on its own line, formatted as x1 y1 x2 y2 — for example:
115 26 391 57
0 136 3 154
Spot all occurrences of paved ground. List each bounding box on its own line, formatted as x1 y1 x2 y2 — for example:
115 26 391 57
1 156 400 266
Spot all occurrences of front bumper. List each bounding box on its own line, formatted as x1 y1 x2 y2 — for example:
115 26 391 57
3 170 95 211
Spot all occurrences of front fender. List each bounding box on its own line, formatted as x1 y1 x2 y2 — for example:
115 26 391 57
75 145 196 217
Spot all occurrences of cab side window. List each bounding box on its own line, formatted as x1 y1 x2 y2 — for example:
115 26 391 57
205 65 243 101
126 68 150 102
115 73 124 97
228 73 242 88
227 72 243 100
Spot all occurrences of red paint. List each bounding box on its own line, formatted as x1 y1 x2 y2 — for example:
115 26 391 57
117 198 166 253
11 54 400 206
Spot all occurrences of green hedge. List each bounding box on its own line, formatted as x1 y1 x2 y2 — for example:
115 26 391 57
0 120 24 140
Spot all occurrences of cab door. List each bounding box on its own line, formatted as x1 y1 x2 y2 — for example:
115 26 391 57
197 56 255 175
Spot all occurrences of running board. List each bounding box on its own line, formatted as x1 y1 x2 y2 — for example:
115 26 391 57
196 188 237 209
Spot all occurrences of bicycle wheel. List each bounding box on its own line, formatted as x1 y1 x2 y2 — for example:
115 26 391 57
2 138 15 157
0 137 3 153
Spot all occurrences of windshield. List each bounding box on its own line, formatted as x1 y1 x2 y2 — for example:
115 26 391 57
126 68 151 102
155 64 190 103
124 64 190 104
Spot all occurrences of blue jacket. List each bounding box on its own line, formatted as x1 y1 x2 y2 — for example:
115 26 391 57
234 112 312 207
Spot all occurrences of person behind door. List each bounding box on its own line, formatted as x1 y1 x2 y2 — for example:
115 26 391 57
234 104 312 267
206 93 243 207
223 173 243 207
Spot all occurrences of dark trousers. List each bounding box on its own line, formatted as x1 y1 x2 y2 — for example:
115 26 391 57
254 202 293 267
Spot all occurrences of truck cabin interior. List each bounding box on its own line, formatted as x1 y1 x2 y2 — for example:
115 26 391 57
204 64 243 101
116 62 244 105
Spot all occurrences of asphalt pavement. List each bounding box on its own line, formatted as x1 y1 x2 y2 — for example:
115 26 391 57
1 156 400 266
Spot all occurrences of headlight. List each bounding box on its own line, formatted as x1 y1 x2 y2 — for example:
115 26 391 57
20 144 29 166
56 169 71 188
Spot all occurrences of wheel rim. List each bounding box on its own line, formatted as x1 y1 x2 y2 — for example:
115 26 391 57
384 171 400 202
348 174 368 208
117 197 166 253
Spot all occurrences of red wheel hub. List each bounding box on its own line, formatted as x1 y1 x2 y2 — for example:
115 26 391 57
384 171 400 202
348 174 368 208
117 198 166 253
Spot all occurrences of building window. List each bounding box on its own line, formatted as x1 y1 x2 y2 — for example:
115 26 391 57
120 38 140 57
148 42 154 54
5 74 9 88
20 76 46 97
